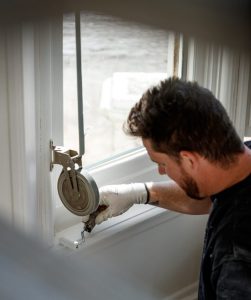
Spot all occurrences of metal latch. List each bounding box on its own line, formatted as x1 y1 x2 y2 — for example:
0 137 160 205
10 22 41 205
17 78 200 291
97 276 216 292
50 140 99 217
50 140 82 203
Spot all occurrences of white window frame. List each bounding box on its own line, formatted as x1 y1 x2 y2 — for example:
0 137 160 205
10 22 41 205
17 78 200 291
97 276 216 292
55 24 183 238
0 15 183 246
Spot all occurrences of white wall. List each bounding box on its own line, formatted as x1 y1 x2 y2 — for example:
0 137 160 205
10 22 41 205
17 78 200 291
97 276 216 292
65 205 208 299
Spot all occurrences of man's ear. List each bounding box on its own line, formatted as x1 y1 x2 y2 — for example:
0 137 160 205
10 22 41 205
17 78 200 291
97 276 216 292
180 151 199 171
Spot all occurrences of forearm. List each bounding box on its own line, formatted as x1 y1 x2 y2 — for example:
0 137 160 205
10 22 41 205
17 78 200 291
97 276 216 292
146 181 211 215
95 181 211 225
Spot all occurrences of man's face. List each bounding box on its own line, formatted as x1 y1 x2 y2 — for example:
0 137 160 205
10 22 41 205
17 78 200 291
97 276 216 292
143 139 203 200
178 166 203 200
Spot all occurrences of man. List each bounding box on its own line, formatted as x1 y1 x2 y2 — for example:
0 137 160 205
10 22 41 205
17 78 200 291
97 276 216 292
95 77 251 299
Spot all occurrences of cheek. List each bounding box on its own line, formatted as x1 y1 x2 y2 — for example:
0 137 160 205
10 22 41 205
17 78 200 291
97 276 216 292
164 165 183 182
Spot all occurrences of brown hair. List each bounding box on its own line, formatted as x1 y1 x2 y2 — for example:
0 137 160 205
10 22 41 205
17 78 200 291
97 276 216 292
125 77 244 167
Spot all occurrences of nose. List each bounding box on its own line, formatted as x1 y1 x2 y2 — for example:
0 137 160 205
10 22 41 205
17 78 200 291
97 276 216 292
158 165 166 175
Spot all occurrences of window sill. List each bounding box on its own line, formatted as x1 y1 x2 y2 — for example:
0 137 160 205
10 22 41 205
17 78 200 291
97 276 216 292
55 204 179 252
55 147 166 233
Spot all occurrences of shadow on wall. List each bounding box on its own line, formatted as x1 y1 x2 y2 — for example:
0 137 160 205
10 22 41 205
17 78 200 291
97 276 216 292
0 211 208 299
0 218 158 300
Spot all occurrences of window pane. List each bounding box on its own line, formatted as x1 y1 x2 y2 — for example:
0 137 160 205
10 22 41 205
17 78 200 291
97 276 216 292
63 13 175 166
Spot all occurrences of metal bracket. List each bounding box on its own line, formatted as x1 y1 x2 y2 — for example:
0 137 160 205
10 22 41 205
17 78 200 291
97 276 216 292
50 140 83 201
50 140 82 171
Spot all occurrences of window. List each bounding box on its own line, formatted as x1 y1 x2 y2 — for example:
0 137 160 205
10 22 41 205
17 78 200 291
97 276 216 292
2 6 249 248
55 12 182 235
59 16 250 241
63 12 182 166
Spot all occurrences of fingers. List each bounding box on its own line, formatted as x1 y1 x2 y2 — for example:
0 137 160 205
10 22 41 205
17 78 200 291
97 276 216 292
95 207 112 225
82 215 90 222
94 188 113 225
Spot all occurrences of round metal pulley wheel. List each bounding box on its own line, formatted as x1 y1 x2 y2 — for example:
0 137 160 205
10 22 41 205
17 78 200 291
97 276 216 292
57 169 99 216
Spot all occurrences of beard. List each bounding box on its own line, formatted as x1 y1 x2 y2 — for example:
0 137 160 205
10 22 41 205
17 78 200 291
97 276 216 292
181 171 205 200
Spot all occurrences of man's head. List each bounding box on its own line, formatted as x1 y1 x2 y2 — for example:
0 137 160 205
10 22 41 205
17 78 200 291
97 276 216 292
125 77 244 168
125 77 245 198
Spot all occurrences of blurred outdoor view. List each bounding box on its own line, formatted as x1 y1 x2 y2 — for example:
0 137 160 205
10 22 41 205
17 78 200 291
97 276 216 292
63 13 172 166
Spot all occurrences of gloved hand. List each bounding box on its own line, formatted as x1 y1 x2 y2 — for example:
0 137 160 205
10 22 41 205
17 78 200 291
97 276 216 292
95 183 149 225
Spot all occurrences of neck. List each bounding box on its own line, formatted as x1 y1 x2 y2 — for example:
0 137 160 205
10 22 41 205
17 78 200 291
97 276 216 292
200 146 251 196
227 145 251 184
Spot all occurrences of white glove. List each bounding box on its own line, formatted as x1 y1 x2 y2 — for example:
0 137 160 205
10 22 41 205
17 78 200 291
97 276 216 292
95 183 149 225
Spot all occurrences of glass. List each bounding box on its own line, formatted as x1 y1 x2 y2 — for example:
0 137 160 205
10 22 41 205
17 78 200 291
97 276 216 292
63 13 171 166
